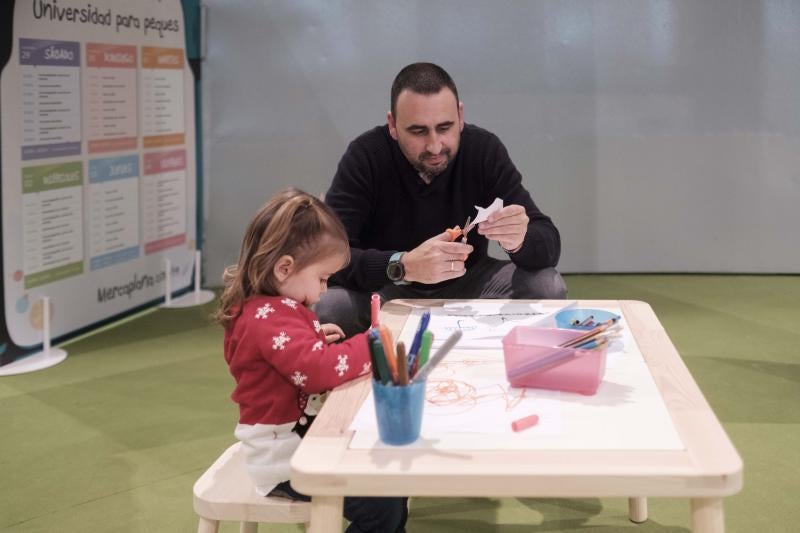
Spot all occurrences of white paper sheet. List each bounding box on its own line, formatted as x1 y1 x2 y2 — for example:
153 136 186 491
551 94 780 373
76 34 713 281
349 302 684 451
401 301 561 350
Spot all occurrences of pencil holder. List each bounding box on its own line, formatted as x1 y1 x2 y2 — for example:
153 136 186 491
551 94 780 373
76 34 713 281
555 308 620 331
372 379 426 445
502 326 607 395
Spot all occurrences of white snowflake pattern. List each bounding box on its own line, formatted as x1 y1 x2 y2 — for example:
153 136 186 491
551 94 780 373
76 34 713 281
313 320 321 333
312 340 324 351
335 354 349 376
291 371 308 388
272 331 291 350
255 303 275 319
361 362 372 375
281 298 298 309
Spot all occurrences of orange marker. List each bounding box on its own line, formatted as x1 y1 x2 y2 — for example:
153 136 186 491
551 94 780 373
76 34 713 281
378 325 398 383
511 414 539 432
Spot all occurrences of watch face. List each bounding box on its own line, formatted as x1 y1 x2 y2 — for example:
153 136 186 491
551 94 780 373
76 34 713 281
387 261 403 281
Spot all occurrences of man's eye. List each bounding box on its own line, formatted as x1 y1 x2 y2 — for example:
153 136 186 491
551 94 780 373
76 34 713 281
437 125 451 133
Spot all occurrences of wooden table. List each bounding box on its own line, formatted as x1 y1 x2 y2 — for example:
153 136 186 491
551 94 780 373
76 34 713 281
290 299 742 532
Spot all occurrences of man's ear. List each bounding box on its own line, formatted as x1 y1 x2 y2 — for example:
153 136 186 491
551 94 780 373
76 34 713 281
387 111 398 140
458 101 465 132
273 255 295 283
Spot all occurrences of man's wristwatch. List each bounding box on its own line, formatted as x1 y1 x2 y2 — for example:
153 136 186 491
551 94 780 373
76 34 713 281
386 252 409 285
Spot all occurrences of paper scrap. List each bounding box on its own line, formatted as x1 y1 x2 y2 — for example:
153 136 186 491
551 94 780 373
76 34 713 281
472 198 503 225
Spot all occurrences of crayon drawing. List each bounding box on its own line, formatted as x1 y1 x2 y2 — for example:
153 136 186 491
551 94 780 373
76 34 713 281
426 378 528 416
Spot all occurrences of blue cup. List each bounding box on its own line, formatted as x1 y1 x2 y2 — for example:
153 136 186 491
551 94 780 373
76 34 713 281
372 379 426 445
555 308 620 330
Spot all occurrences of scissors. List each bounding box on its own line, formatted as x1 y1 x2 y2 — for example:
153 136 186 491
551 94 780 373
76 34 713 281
446 216 476 244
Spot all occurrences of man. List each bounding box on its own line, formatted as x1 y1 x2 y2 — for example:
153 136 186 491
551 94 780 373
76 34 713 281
316 62 566 336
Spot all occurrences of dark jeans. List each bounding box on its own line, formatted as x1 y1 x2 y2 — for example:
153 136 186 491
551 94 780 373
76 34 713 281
269 481 408 533
315 257 568 337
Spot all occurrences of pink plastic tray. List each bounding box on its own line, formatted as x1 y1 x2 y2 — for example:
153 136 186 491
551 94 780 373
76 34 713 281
502 326 607 395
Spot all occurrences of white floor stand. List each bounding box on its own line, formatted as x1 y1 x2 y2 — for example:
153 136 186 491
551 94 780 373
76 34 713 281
0 296 68 376
160 251 216 309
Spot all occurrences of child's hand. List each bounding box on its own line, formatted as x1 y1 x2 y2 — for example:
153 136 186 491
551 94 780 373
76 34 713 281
321 323 345 343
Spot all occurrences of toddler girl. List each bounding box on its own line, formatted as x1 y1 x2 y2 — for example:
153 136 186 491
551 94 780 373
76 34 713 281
217 188 407 532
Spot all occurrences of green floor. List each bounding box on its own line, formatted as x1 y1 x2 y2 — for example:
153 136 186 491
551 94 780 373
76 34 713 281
1 275 798 532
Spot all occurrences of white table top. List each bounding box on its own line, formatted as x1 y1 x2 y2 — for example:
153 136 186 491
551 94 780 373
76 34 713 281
291 299 742 499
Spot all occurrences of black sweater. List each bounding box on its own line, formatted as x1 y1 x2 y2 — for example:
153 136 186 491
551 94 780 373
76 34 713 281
326 124 561 291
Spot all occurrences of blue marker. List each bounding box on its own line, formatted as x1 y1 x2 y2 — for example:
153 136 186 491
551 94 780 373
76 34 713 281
407 310 430 369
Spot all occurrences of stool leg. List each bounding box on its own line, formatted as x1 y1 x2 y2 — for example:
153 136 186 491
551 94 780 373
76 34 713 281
629 497 648 523
239 522 258 533
197 517 219 533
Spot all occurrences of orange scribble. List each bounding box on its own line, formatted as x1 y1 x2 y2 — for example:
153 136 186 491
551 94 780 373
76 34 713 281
425 378 527 415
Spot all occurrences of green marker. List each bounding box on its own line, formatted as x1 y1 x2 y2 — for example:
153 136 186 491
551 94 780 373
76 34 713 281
416 330 434 374
371 337 392 385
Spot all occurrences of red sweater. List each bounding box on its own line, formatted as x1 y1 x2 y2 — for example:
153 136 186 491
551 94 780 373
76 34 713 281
224 295 372 426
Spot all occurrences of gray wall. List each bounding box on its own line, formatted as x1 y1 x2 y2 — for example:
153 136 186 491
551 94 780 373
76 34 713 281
202 0 800 283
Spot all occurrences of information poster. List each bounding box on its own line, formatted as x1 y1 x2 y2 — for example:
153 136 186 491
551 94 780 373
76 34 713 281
1 0 197 364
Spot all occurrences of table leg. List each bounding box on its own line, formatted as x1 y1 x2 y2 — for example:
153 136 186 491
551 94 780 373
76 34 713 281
308 495 344 533
628 497 648 523
196 517 218 533
691 497 724 533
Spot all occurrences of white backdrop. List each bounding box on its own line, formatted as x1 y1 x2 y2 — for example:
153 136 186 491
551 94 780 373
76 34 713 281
201 0 800 280
1 0 197 352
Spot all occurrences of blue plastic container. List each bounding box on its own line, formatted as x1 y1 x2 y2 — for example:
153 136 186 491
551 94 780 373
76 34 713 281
555 308 620 331
372 379 426 445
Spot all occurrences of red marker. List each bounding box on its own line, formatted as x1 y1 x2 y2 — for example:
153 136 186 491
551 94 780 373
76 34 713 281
371 293 380 328
511 414 539 432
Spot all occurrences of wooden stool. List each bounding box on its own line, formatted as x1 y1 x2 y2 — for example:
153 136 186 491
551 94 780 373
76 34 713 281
193 442 311 532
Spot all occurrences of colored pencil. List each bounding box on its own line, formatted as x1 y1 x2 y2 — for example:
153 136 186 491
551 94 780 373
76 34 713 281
559 317 618 349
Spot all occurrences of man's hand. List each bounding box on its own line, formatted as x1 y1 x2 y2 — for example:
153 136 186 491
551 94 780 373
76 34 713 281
477 204 528 253
402 231 473 284
321 323 345 343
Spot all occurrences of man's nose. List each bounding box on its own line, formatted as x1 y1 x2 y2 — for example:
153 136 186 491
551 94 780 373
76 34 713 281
426 134 442 155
